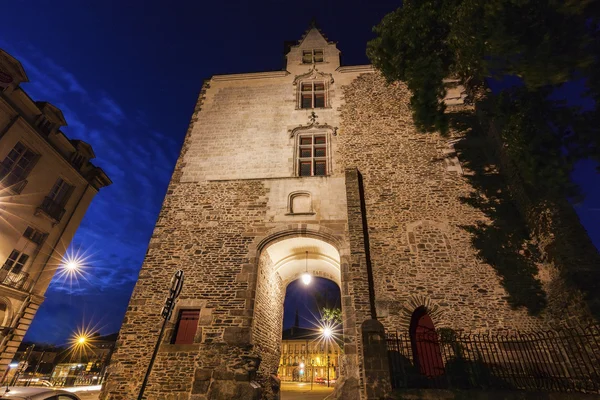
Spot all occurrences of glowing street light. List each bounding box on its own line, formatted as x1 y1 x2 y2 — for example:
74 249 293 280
302 251 311 286
322 327 332 339
301 272 312 285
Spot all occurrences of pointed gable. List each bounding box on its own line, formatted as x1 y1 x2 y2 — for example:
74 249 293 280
285 24 341 74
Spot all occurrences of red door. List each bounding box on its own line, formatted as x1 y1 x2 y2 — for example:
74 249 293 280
410 311 444 377
174 310 200 344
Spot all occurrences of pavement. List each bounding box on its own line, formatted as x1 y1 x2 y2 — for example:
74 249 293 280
56 382 335 400
281 382 334 400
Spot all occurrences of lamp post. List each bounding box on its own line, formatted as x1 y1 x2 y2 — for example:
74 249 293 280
310 359 314 390
321 327 332 388
301 251 311 285
137 269 184 400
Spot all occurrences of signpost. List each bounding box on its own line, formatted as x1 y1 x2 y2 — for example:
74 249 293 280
137 270 184 400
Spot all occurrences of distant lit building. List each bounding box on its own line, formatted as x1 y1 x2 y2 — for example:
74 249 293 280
0 49 111 379
278 323 340 383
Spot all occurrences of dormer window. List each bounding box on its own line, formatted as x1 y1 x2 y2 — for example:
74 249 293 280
300 81 326 109
37 116 54 135
302 49 324 64
71 153 85 169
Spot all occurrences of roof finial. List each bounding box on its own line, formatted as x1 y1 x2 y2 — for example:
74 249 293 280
309 17 318 29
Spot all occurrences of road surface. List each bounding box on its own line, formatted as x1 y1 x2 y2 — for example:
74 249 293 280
281 382 334 400
53 382 335 399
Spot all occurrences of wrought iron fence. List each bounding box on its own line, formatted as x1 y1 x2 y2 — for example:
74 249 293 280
387 326 600 394
0 268 33 292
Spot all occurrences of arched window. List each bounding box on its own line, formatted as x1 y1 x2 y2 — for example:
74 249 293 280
0 302 7 326
409 307 444 377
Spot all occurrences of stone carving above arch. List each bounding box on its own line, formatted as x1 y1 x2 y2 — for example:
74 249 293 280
287 191 314 215
398 295 444 331
292 65 334 86
288 112 338 138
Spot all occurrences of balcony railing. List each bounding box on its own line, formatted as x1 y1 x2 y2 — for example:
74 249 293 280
37 196 66 223
0 268 33 292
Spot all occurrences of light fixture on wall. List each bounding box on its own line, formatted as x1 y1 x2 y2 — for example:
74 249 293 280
301 251 312 285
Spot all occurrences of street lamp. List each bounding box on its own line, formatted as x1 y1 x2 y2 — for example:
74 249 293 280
301 251 311 285
320 326 333 387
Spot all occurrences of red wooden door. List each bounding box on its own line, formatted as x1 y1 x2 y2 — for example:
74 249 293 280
174 310 199 344
411 312 444 377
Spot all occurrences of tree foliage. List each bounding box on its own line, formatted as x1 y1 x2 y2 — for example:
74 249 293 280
367 0 600 198
321 307 342 326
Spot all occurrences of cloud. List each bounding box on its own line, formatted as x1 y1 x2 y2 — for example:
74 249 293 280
97 96 125 125
4 42 181 344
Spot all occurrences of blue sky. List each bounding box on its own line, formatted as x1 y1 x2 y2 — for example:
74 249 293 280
1 1 598 345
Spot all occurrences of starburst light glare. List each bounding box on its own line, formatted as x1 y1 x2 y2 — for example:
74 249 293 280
67 325 98 363
322 327 332 339
55 246 93 287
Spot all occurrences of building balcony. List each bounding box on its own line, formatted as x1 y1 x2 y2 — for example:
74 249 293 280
36 196 65 223
0 269 33 292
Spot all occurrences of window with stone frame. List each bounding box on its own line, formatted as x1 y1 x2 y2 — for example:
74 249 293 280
23 226 46 245
172 309 200 344
0 142 39 192
2 250 29 274
299 81 326 109
297 133 328 177
48 177 74 206
302 49 324 64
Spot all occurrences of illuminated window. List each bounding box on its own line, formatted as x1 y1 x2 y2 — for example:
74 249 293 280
299 81 326 109
297 134 328 177
173 310 200 344
302 49 324 64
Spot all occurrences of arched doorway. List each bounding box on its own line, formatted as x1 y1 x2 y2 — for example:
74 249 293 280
251 235 344 399
409 307 444 378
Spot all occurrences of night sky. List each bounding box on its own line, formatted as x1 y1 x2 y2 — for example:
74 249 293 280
1 1 598 345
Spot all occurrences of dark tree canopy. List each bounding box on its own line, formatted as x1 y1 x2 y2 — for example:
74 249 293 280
367 0 600 198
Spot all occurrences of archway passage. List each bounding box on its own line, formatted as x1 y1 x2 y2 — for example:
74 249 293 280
251 236 344 399
279 277 341 395
410 308 444 378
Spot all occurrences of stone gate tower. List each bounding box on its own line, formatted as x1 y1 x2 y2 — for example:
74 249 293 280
101 25 599 400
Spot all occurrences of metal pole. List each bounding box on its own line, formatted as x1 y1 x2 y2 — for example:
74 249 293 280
137 270 183 400
327 341 330 388
311 360 314 390
27 350 45 386
137 316 169 400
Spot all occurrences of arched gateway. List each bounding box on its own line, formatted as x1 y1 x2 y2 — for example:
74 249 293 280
250 230 353 399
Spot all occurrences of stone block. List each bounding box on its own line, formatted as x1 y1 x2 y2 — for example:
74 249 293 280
223 327 251 346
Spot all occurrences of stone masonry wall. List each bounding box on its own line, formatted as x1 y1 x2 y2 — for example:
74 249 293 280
337 73 560 333
252 251 284 399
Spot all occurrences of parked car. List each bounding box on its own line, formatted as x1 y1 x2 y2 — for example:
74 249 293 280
0 387 81 399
